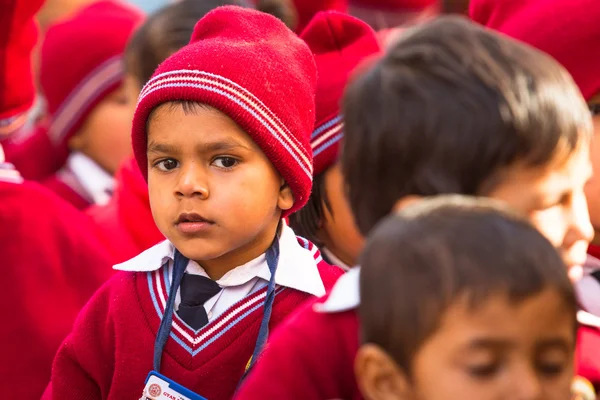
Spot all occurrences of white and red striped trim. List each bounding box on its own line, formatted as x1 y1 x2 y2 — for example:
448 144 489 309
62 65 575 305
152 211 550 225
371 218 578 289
311 115 343 158
149 268 280 348
139 69 313 179
49 56 124 145
0 162 23 184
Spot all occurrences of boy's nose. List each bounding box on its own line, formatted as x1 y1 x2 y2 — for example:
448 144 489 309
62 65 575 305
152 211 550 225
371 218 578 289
175 163 209 199
566 193 594 246
510 367 543 400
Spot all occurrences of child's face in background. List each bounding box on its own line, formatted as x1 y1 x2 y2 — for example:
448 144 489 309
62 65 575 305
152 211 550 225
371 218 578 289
358 289 576 400
485 141 593 271
146 103 292 280
68 84 134 175
320 163 364 266
583 95 600 245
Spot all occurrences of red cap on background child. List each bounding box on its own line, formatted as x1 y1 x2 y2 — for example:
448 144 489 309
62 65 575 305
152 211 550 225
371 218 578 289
469 0 600 100
0 0 44 134
41 0 143 161
300 11 381 176
132 5 317 217
349 0 436 11
291 0 348 33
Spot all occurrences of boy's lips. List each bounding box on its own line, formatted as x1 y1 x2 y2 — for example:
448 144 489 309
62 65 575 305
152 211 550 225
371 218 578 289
175 212 215 235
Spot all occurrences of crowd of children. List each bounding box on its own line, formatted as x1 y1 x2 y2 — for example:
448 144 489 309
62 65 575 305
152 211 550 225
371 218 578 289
1 0 600 399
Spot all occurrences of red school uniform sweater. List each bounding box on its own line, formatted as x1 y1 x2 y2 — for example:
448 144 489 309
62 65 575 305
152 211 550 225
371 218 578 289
43 172 93 210
87 157 163 264
42 240 342 400
236 268 362 400
0 166 114 400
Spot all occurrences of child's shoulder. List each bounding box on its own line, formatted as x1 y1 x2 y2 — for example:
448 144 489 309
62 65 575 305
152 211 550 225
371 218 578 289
294 235 344 290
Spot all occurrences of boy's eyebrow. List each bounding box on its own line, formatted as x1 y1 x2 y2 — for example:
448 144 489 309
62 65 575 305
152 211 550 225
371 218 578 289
535 338 574 351
196 138 252 153
466 337 572 351
147 142 177 155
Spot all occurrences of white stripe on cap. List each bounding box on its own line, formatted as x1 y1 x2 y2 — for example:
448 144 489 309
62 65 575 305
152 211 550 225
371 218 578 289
311 115 343 157
49 56 124 145
139 70 313 178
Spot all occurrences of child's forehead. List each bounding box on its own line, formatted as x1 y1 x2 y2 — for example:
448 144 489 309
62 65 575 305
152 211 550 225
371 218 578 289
146 102 258 150
430 289 575 347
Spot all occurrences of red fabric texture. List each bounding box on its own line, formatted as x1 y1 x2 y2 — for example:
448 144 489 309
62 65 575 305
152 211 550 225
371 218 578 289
577 326 600 390
0 179 114 399
131 6 317 218
87 157 163 264
300 12 381 176
41 0 143 158
43 173 92 210
4 123 63 181
349 0 436 11
236 295 362 400
42 255 342 400
469 0 600 100
291 0 348 33
588 245 600 260
0 0 43 129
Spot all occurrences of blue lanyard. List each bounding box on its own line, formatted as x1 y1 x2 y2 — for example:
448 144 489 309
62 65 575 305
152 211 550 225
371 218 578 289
153 238 280 375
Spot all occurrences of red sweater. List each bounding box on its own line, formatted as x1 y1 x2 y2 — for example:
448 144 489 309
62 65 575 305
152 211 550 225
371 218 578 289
42 252 342 400
87 157 163 264
44 171 93 210
236 292 362 400
0 175 114 399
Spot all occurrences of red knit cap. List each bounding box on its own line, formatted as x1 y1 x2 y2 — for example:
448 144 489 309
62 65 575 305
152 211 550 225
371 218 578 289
300 11 381 176
349 0 436 11
291 0 348 33
0 0 44 134
132 6 318 217
41 0 143 157
470 0 600 100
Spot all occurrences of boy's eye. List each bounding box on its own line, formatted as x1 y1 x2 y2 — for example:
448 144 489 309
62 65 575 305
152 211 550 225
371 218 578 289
467 363 500 379
212 157 238 169
156 159 179 172
588 103 600 116
536 362 566 376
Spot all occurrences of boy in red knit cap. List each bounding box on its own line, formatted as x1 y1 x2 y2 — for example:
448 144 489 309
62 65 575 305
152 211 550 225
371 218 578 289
7 0 143 208
357 196 581 400
43 6 342 400
236 16 594 399
0 2 116 397
469 0 600 391
289 11 381 270
89 0 299 264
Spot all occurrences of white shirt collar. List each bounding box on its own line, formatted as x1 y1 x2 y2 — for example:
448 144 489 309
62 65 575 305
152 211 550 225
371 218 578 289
313 266 360 313
67 152 114 206
114 222 326 297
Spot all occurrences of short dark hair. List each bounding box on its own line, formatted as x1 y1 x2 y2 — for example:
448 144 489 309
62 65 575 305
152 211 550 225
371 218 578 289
342 16 592 235
288 170 331 246
359 195 577 375
126 0 297 86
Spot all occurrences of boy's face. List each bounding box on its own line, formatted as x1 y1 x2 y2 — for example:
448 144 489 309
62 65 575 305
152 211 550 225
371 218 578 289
68 84 135 175
146 103 293 279
357 289 576 400
486 142 593 270
320 163 364 266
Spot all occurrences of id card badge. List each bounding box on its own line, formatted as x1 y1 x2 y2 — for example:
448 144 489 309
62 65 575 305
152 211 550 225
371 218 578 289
140 371 208 400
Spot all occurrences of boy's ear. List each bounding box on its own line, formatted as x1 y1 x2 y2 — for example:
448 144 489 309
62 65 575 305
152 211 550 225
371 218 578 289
278 179 294 211
355 344 411 400
392 195 422 214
